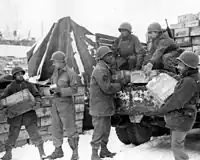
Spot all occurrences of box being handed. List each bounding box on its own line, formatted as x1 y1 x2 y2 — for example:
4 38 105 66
146 73 178 105
0 89 36 118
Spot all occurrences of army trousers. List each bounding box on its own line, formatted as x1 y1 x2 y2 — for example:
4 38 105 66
171 130 189 160
91 116 111 150
5 110 43 150
51 97 79 148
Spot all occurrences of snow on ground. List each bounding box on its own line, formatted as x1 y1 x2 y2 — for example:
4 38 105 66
1 128 200 160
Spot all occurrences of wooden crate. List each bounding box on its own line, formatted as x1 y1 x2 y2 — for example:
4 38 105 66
184 20 200 28
190 26 200 36
175 37 191 47
0 89 35 107
170 23 184 29
174 28 190 37
178 14 198 23
180 47 193 52
192 36 200 45
193 45 200 53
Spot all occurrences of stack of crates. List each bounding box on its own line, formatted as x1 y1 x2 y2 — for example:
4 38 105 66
170 13 200 56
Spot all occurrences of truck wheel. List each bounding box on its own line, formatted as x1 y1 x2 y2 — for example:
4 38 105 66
127 123 152 145
115 127 131 145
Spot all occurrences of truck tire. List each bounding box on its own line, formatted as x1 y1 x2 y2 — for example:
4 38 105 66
115 127 131 145
127 123 152 145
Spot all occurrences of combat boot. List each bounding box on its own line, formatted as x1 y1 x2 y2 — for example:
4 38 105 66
91 148 101 160
1 148 12 160
68 137 79 160
47 146 64 159
37 143 46 160
99 144 116 158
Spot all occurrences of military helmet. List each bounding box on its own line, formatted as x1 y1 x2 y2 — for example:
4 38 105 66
12 67 25 77
118 22 132 32
95 46 112 60
177 51 199 69
148 22 162 32
51 51 65 62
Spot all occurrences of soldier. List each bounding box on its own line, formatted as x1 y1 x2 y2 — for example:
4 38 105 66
90 46 124 160
47 51 79 160
112 22 146 70
0 67 46 160
147 51 200 160
144 22 181 74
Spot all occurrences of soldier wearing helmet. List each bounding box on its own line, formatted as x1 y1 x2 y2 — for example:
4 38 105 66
1 66 46 160
47 51 79 160
89 46 125 160
144 22 180 74
112 22 146 70
147 51 200 160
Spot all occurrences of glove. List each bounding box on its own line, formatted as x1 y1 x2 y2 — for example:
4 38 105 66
143 62 153 75
50 87 61 96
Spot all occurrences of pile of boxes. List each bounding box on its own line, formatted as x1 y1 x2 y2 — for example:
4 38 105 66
170 13 200 53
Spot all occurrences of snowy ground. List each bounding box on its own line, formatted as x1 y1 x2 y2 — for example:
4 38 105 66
1 128 200 160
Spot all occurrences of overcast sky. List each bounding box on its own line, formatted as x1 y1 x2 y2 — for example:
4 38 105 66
1 0 200 42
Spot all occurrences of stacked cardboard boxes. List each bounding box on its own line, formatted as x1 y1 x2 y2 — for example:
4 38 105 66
170 13 200 54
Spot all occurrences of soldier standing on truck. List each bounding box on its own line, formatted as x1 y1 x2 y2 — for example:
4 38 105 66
47 51 79 160
0 67 46 160
143 22 181 74
112 22 146 70
89 46 126 160
147 51 200 160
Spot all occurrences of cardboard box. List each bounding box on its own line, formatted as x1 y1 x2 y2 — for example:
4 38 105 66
146 73 178 104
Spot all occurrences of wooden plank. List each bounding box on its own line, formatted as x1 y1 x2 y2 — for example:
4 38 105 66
99 43 112 47
174 28 190 37
193 45 200 53
75 104 85 112
190 26 200 36
74 95 85 104
180 47 193 52
170 23 185 29
98 38 114 45
76 112 84 121
175 37 191 47
184 20 200 28
36 107 51 117
76 120 83 128
95 33 117 41
192 36 200 45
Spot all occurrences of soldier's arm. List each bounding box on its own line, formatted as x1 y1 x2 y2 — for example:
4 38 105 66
157 77 197 114
28 82 41 98
150 39 170 64
94 68 121 94
59 71 78 96
134 36 146 69
111 38 120 56
0 84 13 99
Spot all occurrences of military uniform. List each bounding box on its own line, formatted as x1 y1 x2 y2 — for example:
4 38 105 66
90 60 121 159
151 68 200 160
145 33 180 72
112 34 145 70
50 65 79 159
1 80 44 160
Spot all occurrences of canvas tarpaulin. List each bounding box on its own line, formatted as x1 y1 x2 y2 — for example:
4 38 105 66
27 17 96 81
